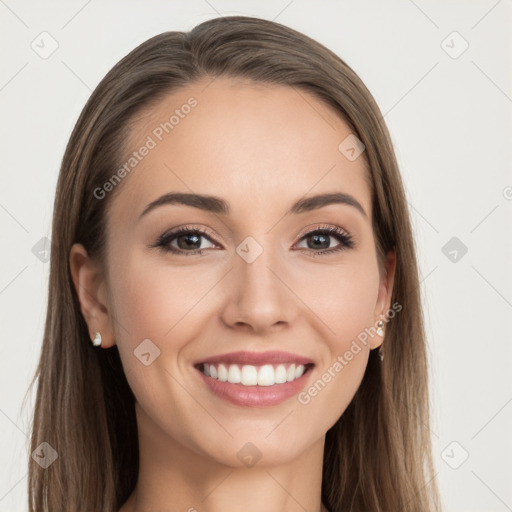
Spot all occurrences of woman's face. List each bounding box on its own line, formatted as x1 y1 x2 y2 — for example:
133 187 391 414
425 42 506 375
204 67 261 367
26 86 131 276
94 77 395 466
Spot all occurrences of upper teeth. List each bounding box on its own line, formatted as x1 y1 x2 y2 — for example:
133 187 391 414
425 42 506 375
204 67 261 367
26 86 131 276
202 363 306 386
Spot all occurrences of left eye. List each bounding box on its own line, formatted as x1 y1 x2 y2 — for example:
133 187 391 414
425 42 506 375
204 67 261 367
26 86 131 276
295 227 354 253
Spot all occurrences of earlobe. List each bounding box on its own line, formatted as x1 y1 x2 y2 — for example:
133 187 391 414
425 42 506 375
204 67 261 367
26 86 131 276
69 243 116 348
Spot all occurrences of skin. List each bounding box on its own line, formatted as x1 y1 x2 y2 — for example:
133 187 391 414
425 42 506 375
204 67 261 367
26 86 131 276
70 77 396 512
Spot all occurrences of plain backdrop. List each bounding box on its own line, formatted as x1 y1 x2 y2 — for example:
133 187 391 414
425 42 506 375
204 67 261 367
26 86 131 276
1 1 511 511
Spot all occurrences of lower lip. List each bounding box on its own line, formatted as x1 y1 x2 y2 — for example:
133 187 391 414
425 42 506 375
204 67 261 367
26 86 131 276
196 366 313 407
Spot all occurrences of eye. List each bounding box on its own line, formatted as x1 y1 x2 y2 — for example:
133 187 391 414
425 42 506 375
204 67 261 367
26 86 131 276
294 226 355 255
151 225 218 256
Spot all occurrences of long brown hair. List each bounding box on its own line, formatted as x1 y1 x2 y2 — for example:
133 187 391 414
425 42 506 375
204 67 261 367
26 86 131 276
25 15 442 512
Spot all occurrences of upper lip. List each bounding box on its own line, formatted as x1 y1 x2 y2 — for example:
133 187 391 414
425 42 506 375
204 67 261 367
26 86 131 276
194 350 315 367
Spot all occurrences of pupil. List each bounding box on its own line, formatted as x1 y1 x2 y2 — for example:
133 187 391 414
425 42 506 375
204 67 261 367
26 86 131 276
310 234 328 249
178 234 200 250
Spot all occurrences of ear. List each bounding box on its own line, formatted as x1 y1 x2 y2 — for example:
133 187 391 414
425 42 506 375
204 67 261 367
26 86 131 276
371 247 396 350
69 243 116 348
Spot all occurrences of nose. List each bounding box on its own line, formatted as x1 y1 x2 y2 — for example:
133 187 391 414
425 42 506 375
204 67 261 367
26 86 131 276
220 244 298 335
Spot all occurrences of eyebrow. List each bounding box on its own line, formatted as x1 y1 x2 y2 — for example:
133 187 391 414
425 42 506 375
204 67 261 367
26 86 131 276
138 191 367 221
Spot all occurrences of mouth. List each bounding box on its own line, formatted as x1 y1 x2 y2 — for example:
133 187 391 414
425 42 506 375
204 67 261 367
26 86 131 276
192 351 315 407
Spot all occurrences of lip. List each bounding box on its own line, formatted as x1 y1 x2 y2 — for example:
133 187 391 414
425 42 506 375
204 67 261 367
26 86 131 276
195 364 314 407
193 350 315 367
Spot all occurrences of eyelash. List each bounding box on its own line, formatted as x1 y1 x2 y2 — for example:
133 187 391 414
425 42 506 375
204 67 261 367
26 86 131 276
150 224 355 257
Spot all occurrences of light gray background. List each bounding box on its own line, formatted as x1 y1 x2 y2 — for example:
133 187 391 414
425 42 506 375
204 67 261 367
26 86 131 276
1 1 511 511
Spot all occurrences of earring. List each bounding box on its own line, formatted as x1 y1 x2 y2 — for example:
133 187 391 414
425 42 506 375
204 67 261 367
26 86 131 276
376 319 385 361
91 331 102 347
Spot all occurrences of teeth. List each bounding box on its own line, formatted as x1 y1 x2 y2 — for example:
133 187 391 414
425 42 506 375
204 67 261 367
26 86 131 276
286 364 296 382
257 364 274 386
241 365 258 385
275 364 287 383
201 363 308 386
218 364 228 382
227 364 241 383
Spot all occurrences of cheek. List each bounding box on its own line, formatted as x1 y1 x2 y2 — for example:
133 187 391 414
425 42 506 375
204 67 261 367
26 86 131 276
294 272 376 427
293 259 380 350
106 253 223 401
108 252 219 343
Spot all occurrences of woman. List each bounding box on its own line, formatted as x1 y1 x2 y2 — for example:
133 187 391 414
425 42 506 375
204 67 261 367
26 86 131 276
26 15 442 512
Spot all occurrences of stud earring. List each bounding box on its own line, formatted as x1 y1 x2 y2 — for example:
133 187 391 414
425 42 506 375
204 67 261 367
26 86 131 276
91 331 102 347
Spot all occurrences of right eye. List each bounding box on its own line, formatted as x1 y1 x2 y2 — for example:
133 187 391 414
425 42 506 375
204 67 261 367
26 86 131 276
150 226 219 256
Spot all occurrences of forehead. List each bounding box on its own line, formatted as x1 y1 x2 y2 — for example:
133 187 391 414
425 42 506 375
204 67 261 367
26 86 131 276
109 77 371 225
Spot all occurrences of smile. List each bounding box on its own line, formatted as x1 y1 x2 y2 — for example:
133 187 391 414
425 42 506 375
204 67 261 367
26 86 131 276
193 350 315 407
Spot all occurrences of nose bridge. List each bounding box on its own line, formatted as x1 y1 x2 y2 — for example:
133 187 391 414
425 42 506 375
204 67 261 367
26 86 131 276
221 232 295 332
